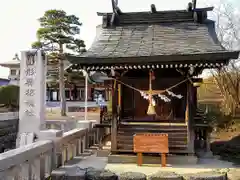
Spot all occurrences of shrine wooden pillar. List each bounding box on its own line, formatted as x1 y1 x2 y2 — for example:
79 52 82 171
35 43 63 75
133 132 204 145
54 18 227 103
111 80 118 152
118 83 121 118
185 82 195 155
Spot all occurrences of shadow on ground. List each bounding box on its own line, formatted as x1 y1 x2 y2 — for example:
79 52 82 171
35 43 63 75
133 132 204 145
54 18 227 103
211 134 240 166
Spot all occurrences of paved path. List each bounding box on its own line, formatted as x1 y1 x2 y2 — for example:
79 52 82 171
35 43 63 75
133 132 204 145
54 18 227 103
51 150 108 178
51 137 238 177
52 148 237 177
106 158 236 176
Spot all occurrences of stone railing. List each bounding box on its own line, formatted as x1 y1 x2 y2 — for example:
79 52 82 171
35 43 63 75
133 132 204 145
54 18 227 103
0 140 53 179
45 119 99 132
0 121 103 179
0 112 19 121
46 120 77 132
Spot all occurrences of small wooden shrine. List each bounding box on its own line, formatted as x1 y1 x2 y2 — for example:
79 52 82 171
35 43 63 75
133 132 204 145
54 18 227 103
66 1 239 156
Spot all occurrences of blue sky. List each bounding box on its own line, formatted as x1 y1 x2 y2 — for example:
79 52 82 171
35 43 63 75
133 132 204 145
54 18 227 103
0 0 238 78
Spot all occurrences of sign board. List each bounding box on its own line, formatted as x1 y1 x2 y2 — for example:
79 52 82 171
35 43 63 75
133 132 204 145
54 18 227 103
134 133 169 153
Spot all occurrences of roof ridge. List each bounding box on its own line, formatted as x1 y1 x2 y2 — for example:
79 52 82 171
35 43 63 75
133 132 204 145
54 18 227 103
99 7 214 28
97 7 214 16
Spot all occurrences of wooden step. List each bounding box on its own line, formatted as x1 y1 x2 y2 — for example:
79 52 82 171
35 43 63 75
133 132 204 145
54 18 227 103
112 148 190 154
117 139 187 145
117 144 187 150
118 128 187 132
119 124 187 128
118 143 187 148
117 135 187 141
121 119 185 123
117 132 187 137
118 126 187 132
115 124 188 154
118 131 187 135
118 126 187 130
117 133 188 140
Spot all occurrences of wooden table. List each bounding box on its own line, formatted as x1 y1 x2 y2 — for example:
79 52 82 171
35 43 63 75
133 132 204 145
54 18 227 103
133 133 169 167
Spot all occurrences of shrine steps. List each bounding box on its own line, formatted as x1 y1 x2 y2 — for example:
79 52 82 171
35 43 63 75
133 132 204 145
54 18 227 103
122 119 185 124
116 123 188 154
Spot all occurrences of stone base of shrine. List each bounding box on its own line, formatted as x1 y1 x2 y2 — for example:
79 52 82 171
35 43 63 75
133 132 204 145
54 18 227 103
108 153 198 165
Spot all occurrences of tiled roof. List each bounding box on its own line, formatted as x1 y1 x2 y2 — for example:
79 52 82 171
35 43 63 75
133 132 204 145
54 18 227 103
82 20 224 59
67 9 239 66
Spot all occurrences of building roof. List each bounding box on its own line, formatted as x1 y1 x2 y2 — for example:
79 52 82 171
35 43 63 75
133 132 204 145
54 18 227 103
67 6 239 71
0 54 20 68
0 53 70 77
72 21 234 60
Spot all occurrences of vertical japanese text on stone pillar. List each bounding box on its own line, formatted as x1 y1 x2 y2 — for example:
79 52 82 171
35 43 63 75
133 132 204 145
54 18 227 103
24 52 37 117
19 49 46 135
17 49 47 148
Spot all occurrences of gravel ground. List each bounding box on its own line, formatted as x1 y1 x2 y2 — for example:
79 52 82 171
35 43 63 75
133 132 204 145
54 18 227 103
45 109 100 121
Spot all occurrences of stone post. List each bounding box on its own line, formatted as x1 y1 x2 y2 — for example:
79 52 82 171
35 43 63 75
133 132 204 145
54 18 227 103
89 120 97 144
77 121 92 129
17 50 47 147
38 129 63 140
39 129 63 169
203 128 214 158
77 121 92 149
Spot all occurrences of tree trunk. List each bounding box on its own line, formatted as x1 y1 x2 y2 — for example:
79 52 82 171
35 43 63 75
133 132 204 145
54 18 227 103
59 44 67 116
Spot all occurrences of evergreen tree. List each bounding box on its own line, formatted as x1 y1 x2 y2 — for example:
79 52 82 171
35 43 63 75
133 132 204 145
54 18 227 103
32 9 86 116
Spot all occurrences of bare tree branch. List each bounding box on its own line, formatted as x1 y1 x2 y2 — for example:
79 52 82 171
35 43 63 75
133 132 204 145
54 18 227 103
210 0 240 115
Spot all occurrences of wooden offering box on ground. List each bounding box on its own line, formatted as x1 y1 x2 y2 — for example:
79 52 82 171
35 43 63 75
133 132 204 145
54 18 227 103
134 133 169 167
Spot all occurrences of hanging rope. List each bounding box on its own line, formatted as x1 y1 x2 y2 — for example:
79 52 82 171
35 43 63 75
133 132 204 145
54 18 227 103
164 78 188 93
113 77 188 95
110 75 188 119
114 78 142 93
176 69 193 84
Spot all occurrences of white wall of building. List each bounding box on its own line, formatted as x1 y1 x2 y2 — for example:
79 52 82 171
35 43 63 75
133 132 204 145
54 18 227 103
8 67 20 86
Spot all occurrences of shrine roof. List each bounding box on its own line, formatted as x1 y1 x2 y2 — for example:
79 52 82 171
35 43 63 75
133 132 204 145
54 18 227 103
67 7 239 70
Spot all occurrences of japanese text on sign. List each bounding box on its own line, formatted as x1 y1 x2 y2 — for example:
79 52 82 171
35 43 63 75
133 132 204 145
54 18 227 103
24 52 37 117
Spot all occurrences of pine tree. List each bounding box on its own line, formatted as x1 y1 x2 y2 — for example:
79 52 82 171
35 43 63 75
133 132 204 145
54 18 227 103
32 9 86 116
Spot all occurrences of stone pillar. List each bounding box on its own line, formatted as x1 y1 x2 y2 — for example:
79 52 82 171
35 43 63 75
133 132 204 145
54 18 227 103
203 128 214 158
39 129 63 168
77 121 92 129
38 129 63 140
89 120 97 128
77 121 92 148
17 50 47 147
